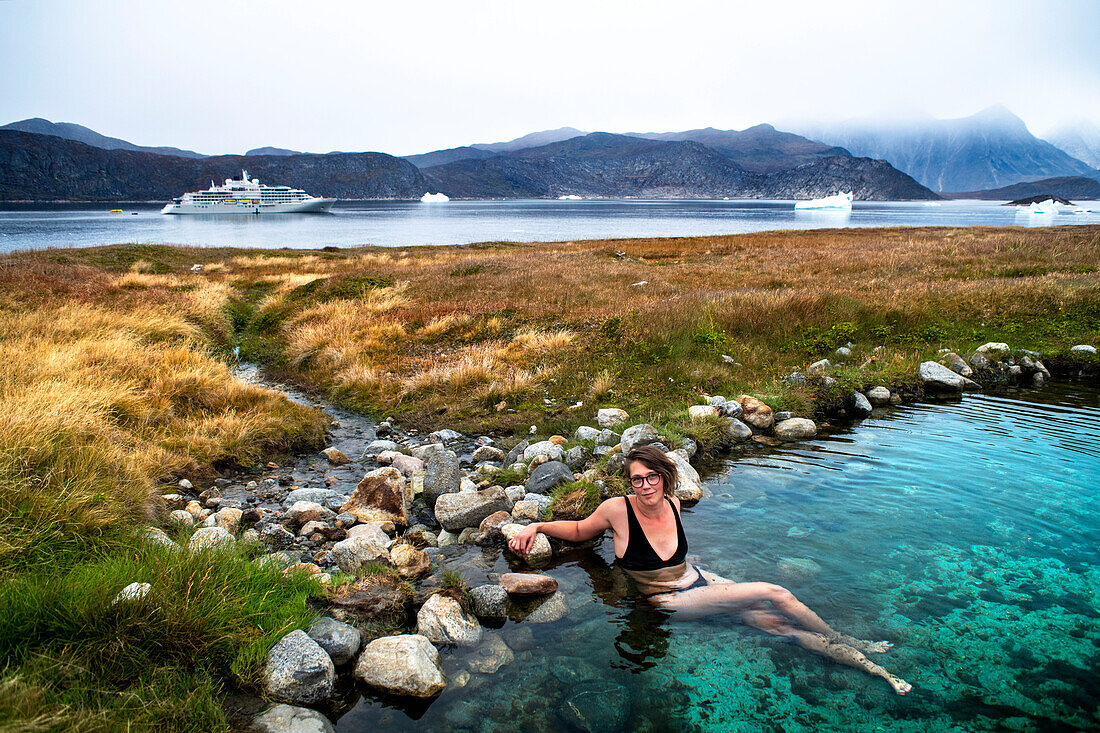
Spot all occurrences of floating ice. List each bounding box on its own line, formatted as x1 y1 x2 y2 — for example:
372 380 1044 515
794 191 853 210
420 192 449 203
557 194 583 200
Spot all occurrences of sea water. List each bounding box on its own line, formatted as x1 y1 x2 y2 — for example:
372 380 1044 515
336 382 1099 732
1 199 1099 253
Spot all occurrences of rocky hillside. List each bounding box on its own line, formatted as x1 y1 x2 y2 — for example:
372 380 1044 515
631 124 853 173
1 117 208 158
792 106 1098 192
944 176 1100 201
0 131 428 201
423 132 937 200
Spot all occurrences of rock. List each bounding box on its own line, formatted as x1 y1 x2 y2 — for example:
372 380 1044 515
214 507 243 533
866 386 891 406
525 591 570 623
501 523 553 566
363 439 399 456
112 582 151 605
784 372 808 387
286 501 335 526
168 509 194 527
430 428 463 443
501 573 558 595
596 408 629 428
774 418 818 441
969 351 991 370
777 557 823 578
390 543 431 578
263 630 334 705
1032 372 1046 386
976 342 1011 358
411 442 446 461
850 392 873 417
390 454 424 478
523 440 565 463
707 395 726 407
470 584 509 619
422 450 461 506
307 617 361 666
574 426 600 442
184 500 203 518
738 396 774 430
526 461 574 495
505 440 529 466
505 486 526 504
331 534 389 572
664 450 703 504
285 488 344 506
435 487 511 532
596 429 620 447
721 400 744 418
330 579 409 618
834 346 852 360
919 361 981 392
471 445 505 463
476 510 513 544
548 434 567 446
562 681 630 733
139 526 176 550
261 524 296 550
340 467 410 526
807 359 831 375
188 527 234 552
687 405 719 419
354 634 445 698
773 411 793 422
511 500 541 521
322 447 350 465
252 704 335 733
466 633 514 674
619 423 661 454
417 594 482 646
565 445 589 470
941 352 973 377
178 478 193 490
723 418 754 443
1070 344 1097 354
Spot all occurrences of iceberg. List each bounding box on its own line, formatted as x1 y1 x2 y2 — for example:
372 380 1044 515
1026 199 1058 215
557 194 583 200
794 191 853 210
420 192 449 203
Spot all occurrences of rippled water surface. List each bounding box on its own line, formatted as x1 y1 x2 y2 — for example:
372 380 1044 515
2 199 1100 252
336 382 1100 732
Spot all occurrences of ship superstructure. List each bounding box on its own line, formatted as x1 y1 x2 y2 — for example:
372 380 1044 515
161 171 336 214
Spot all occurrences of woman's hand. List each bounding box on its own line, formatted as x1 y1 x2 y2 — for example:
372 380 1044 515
508 522 541 555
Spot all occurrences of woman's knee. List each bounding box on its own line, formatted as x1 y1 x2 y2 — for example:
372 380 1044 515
764 584 796 606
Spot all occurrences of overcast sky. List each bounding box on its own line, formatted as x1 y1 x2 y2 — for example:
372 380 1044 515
2 0 1097 155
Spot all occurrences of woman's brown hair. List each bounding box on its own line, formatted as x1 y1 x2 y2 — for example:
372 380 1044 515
622 444 679 498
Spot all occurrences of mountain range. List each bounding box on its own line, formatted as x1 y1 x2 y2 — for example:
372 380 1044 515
789 106 1098 193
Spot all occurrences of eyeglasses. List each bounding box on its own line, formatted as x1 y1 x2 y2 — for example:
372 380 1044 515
630 473 662 489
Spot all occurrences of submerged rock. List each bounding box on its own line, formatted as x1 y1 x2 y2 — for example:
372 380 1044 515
252 704 335 733
775 418 818 441
307 616 361 666
562 680 630 732
465 632 514 674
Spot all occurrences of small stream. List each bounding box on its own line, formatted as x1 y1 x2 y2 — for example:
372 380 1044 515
237 364 1100 732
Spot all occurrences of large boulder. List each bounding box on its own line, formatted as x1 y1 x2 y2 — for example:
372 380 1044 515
940 352 973 377
331 533 389 572
723 418 754 443
774 418 817 441
307 617 361 666
263 630 335 705
417 594 483 646
850 392 873 417
422 450 461 506
919 361 981 392
597 408 630 428
354 634 445 698
339 467 410 526
664 450 703 504
522 440 565 463
434 487 511 532
252 704 335 733
188 526 234 553
501 523 552 566
738 396 774 430
526 461 574 495
619 423 661 454
469 584 509 619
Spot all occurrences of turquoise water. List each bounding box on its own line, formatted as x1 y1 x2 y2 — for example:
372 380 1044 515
336 382 1100 732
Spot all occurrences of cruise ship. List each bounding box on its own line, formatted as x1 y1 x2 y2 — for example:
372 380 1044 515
161 171 336 214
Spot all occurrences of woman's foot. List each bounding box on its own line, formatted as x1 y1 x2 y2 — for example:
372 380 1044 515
885 673 912 695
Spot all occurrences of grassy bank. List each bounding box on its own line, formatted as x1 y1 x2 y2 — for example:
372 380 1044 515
1 226 1098 728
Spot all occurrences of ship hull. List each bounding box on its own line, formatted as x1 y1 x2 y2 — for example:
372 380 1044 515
161 198 336 215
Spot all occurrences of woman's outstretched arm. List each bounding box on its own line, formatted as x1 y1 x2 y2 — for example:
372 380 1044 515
507 498 617 554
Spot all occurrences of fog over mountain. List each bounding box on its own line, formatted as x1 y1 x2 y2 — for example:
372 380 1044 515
789 106 1098 193
1043 119 1100 169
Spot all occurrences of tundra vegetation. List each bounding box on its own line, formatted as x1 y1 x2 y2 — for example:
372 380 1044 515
0 225 1097 729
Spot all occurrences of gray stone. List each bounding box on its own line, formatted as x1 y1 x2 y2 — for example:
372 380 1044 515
687 405 719 419
362 439 399 456
940 352 973 377
723 418 754 443
505 440 529 466
969 351 991 370
465 632 513 674
471 445 505 463
596 408 629 428
434 487 511 531
665 450 703 503
188 526 234 553
390 454 424 478
354 634 445 698
920 361 981 392
261 524 295 550
285 501 335 526
775 418 818 441
707 395 727 407
976 342 1011 358
139 526 176 550
525 591 570 623
331 533 389 572
784 372 808 387
1070 344 1097 354
866 386 891 405
263 630 334 705
411 442 447 461
562 681 630 733
501 523 553 566
565 445 589 470
619 423 661 454
423 450 461 506
417 594 482 646
526 461 574 495
505 486 526 504
807 358 831 374
470 584 509 619
773 411 793 422
522 440 564 463
574 425 601 442
285 488 344 505
596 429 620 446
430 428 463 443
307 617 361 666
850 392 873 417
834 346 852 360
112 582 152 605
511 500 541 521
606 453 625 476
253 704 335 733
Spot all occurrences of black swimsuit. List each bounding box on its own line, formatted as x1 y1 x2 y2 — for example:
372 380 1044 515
616 496 708 597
